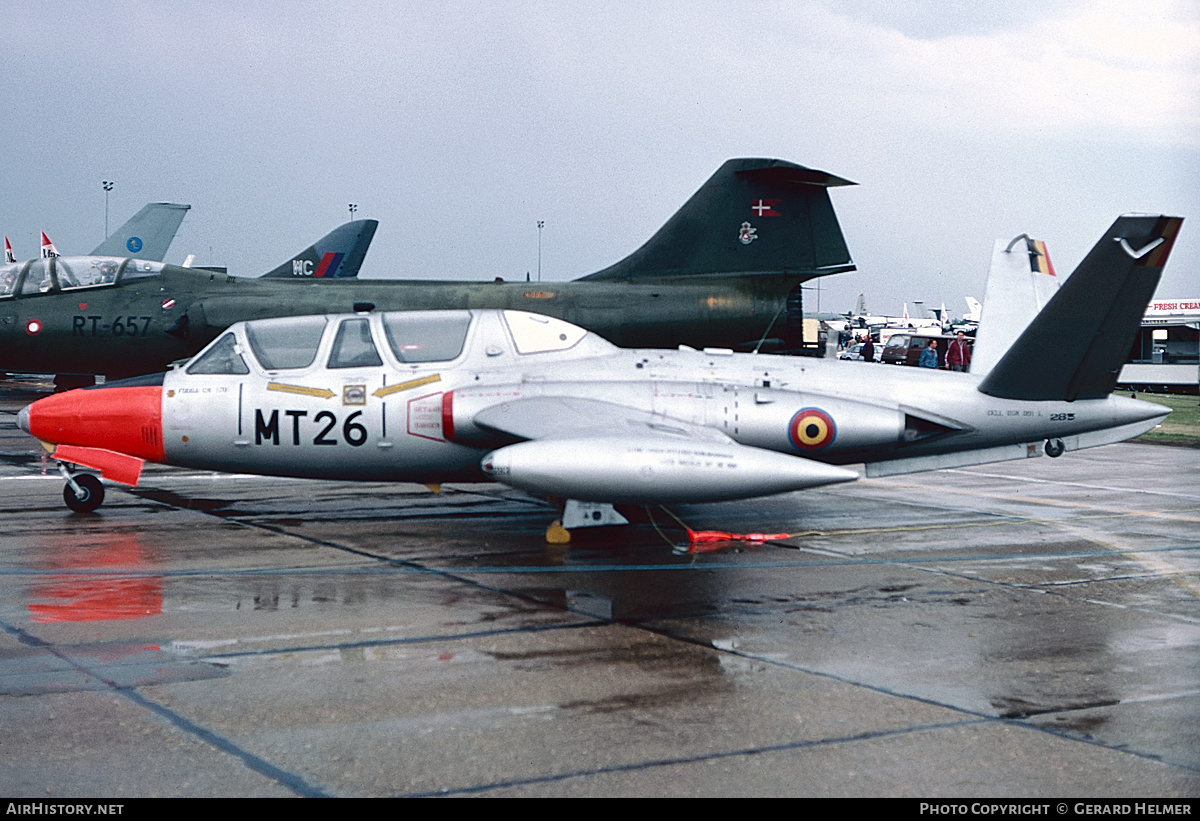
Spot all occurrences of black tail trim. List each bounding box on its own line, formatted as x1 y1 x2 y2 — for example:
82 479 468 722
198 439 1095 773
978 215 1183 401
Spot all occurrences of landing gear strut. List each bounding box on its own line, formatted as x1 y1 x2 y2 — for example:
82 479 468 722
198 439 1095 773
58 464 104 512
544 500 630 543
1045 438 1066 458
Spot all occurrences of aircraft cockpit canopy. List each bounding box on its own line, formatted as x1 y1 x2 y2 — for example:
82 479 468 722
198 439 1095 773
0 256 164 298
501 310 589 354
383 312 472 363
189 311 479 376
245 315 327 370
184 309 603 377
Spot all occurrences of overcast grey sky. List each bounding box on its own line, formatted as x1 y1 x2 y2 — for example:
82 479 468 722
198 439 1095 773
2 0 1196 318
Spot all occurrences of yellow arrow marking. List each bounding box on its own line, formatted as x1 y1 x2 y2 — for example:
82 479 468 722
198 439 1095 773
267 382 336 399
373 374 441 398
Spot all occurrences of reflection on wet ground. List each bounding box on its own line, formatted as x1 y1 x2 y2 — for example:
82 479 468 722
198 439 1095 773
0 386 1198 797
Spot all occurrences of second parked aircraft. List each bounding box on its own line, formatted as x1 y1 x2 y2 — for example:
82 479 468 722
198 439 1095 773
0 158 855 383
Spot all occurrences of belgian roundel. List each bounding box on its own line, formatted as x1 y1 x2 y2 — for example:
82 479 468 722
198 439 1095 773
788 407 836 450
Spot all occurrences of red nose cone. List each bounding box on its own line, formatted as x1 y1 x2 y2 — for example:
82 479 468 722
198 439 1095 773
24 386 164 462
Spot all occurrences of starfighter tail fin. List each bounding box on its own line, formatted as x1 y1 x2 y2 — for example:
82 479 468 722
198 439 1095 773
40 232 58 258
978 215 1183 401
971 234 1061 375
578 158 856 284
4 236 13 264
260 219 378 279
91 202 191 261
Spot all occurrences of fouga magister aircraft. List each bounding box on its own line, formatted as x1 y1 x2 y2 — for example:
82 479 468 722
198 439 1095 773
19 215 1181 543
0 158 855 386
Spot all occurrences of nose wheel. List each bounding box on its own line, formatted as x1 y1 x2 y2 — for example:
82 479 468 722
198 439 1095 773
60 469 105 513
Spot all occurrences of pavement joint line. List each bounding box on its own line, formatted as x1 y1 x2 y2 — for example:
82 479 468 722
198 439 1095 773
1041 571 1200 587
0 543 1195 577
803 495 1200 531
824 482 1200 528
0 617 331 798
637 624 1200 777
405 717 992 797
114 686 333 798
184 619 609 660
942 468 1200 501
884 561 1200 626
117 483 650 630
28 466 1200 790
1111 689 1200 705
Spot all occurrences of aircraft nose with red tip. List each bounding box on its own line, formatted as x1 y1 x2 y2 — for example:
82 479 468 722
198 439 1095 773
18 375 167 463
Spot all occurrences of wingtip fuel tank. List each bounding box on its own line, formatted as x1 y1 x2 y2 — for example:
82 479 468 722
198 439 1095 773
480 436 859 504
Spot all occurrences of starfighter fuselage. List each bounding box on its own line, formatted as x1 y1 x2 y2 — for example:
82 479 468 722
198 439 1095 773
0 259 815 379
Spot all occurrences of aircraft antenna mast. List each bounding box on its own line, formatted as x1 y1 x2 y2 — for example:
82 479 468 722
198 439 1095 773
348 203 357 221
102 180 114 239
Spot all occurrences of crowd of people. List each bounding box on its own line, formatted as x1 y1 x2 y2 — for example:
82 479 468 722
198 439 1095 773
836 328 973 370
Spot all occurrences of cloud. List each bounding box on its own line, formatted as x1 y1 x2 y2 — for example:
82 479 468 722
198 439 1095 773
810 0 1200 147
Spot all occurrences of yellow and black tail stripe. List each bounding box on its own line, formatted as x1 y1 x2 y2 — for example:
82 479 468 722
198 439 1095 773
1030 239 1056 276
789 407 837 450
1141 216 1183 268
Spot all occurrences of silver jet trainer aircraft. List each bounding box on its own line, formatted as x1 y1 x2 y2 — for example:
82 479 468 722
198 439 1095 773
19 214 1182 542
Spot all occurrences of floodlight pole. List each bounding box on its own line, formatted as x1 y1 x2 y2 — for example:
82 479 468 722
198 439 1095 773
102 180 114 239
537 220 544 282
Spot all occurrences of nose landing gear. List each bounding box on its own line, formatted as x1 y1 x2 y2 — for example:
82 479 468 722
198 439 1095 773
58 464 105 512
1045 438 1066 458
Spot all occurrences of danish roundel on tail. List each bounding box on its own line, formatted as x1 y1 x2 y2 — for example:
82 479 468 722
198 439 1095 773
579 158 856 284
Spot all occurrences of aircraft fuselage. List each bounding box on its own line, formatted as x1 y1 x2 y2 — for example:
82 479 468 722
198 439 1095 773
0 262 804 379
20 311 1166 505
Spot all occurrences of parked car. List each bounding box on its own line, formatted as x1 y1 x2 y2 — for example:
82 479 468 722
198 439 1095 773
881 333 972 367
839 342 882 362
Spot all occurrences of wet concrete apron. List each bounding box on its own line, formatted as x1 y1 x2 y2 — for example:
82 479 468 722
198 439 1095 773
1 385 1197 797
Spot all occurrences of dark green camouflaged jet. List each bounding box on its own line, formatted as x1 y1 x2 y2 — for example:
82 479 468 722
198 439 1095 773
0 158 855 387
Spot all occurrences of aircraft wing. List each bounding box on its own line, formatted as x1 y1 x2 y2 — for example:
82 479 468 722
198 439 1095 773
473 396 732 444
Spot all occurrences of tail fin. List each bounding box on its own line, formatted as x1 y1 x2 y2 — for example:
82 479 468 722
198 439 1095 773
964 296 982 322
4 236 13 264
971 234 1062 375
40 232 58 258
978 215 1183 401
579 158 855 283
91 202 191 260
260 219 378 278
